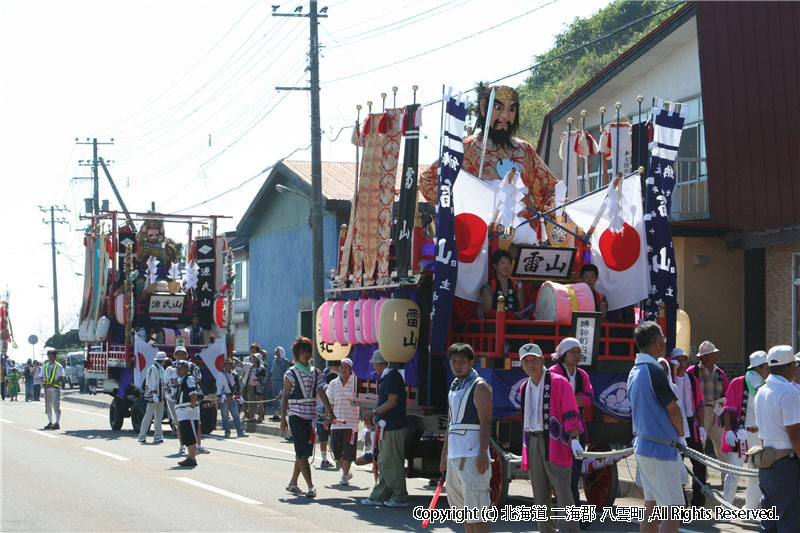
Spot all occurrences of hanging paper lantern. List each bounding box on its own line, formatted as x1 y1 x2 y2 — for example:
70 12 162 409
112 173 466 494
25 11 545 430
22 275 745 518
333 300 347 346
114 293 126 325
163 328 176 346
373 298 389 345
535 282 594 323
95 316 111 341
676 309 691 355
353 300 364 345
361 299 376 344
315 305 351 361
79 319 90 342
378 298 420 363
213 297 226 327
345 300 359 345
320 301 334 344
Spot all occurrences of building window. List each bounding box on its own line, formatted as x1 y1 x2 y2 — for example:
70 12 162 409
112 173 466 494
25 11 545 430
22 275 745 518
672 95 708 221
793 253 800 352
234 261 247 300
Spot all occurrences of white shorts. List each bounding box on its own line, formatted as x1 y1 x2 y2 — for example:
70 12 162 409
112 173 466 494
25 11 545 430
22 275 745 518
635 453 685 506
446 456 491 522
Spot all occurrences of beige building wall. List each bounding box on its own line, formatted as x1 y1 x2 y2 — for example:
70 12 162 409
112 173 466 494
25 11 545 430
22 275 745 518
674 236 743 362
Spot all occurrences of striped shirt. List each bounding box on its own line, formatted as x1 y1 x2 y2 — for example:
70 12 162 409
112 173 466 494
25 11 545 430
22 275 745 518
327 376 359 430
285 367 325 420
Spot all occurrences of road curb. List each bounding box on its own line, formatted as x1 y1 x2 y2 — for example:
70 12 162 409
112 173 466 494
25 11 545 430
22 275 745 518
60 393 111 410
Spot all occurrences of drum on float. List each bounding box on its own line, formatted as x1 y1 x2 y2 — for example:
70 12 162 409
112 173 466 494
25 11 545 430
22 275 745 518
534 281 595 323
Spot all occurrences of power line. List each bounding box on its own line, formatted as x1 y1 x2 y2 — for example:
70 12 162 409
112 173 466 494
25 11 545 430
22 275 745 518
94 0 262 137
172 143 311 213
323 0 558 84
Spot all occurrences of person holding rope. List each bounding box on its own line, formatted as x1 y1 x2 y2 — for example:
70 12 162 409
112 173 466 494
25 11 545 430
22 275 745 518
549 337 594 509
242 344 266 423
269 346 290 421
752 345 800 532
174 361 200 467
627 322 684 533
519 343 582 533
668 347 707 508
280 336 332 498
327 357 359 486
138 351 167 444
721 350 768 508
360 349 409 508
217 357 247 438
439 343 493 533
173 342 208 455
687 341 730 477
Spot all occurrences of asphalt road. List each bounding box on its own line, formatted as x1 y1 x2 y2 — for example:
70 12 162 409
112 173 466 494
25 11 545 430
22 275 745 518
0 399 758 532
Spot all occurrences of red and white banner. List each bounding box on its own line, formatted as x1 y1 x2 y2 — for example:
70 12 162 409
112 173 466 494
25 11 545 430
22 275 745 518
197 336 226 386
453 169 495 302
134 335 158 389
565 174 650 310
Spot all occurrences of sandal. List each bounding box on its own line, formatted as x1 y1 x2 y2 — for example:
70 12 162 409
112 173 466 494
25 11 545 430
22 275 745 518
305 487 317 498
286 484 303 495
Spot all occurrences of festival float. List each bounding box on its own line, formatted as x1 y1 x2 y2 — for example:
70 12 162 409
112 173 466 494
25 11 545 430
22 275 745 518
320 86 684 509
80 210 233 434
0 293 17 361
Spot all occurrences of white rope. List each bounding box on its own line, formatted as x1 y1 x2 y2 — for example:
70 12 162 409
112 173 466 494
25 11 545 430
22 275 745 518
684 447 759 477
576 447 634 460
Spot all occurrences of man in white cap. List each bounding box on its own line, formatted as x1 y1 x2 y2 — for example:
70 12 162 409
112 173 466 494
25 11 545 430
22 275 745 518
439 343 493 533
687 340 730 470
360 349 409 507
327 357 359 485
138 351 168 444
628 322 684 533
669 347 707 508
794 352 800 392
720 350 768 508
752 345 800 531
549 337 594 508
519 342 582 533
174 361 200 467
172 342 208 455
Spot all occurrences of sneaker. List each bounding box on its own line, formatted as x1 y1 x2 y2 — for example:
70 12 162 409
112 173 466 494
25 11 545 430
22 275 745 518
360 498 384 506
224 432 231 438
384 500 409 508
138 439 146 444
305 487 317 498
197 446 210 454
347 472 353 480
52 424 60 430
269 415 280 422
178 445 185 455
177 457 197 467
237 433 248 438
153 438 163 444
340 475 350 486
43 423 54 430
320 460 334 468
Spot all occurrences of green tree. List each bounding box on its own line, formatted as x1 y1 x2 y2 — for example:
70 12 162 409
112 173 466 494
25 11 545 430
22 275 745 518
513 1 684 144
45 330 81 350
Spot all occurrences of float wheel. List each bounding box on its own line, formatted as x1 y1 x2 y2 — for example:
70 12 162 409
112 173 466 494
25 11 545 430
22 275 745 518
582 445 619 508
489 444 509 508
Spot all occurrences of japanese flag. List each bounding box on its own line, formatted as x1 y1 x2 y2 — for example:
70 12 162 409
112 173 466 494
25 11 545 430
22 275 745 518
453 170 496 302
197 336 226 386
565 173 650 310
134 335 158 389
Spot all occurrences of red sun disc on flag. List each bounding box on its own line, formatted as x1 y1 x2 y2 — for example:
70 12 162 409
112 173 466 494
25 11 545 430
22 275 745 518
137 353 146 371
454 213 487 263
215 354 225 372
598 223 641 272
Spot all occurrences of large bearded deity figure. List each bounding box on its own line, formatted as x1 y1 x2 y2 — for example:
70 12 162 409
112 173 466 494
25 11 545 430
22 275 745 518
419 85 559 214
136 218 179 283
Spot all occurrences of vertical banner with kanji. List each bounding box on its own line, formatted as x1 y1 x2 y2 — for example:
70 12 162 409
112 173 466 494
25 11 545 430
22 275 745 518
394 104 421 278
195 238 215 329
644 99 686 350
429 89 468 355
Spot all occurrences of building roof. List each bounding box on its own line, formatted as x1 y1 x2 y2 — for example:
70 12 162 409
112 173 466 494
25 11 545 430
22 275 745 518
282 161 358 201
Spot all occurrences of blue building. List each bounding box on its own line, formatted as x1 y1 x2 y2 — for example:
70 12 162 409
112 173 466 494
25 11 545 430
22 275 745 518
235 161 355 356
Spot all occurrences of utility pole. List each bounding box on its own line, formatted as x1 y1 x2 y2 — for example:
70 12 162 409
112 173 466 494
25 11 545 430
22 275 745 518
274 1 328 369
74 138 114 214
39 205 69 335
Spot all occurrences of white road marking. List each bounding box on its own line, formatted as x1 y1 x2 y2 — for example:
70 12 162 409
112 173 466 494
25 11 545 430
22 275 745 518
175 477 261 504
62 407 106 418
0 418 14 423
83 446 130 461
27 429 58 439
206 435 296 456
